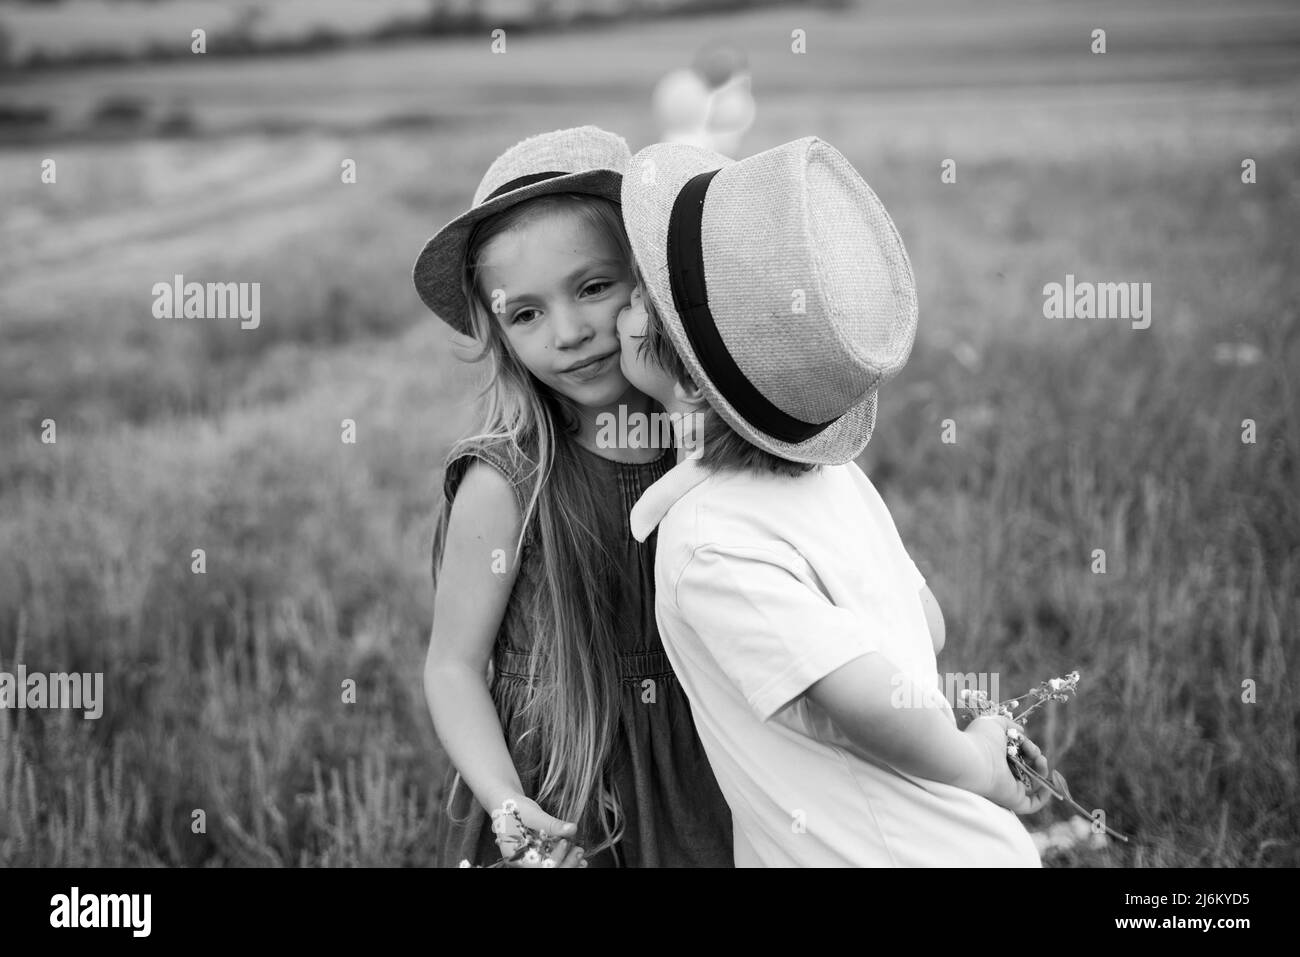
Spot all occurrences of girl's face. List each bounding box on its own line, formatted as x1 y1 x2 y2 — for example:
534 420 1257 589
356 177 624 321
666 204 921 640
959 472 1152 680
615 281 678 408
477 208 634 410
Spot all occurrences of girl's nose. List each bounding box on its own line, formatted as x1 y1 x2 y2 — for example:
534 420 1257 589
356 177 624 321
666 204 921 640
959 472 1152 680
551 305 593 349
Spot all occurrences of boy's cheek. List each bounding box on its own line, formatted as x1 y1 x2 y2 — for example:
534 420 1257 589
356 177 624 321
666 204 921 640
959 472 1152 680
614 308 635 342
624 304 648 337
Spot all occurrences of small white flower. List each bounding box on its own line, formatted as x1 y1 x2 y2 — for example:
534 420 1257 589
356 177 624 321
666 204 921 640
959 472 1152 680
458 859 472 868
523 848 541 865
1007 726 1022 740
1049 678 1063 692
501 798 518 813
542 858 556 868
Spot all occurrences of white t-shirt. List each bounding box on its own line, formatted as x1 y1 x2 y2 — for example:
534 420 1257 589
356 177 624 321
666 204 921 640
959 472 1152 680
630 459 1041 867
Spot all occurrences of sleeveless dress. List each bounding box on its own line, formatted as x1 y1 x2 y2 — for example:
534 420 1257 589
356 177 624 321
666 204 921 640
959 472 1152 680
430 435 734 868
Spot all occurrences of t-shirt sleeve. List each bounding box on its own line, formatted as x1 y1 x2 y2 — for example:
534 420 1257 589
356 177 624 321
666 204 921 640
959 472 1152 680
672 541 883 722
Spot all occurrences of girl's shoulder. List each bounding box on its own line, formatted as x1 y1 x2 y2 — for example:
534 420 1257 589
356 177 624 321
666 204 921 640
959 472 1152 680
431 435 541 585
440 434 540 525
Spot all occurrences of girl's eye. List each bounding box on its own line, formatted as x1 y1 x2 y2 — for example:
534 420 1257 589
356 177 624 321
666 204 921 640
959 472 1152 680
581 280 612 297
512 308 540 325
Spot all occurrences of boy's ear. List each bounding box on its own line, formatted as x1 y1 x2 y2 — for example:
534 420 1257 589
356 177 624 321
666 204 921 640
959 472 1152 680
672 377 706 407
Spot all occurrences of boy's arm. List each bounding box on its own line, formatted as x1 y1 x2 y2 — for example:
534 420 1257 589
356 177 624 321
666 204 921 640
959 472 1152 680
673 542 986 793
804 653 985 790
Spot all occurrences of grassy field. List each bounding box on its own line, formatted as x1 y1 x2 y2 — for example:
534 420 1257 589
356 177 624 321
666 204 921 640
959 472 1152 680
1 0 1298 866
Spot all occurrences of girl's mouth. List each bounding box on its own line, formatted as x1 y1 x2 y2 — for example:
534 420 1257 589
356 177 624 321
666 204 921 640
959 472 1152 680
562 350 618 381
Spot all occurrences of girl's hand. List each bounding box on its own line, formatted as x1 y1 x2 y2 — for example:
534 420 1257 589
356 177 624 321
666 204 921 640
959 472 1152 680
490 795 587 867
962 716 1053 815
512 837 590 868
501 835 587 868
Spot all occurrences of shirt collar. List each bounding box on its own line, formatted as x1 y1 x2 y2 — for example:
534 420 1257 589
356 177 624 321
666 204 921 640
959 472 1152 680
629 457 712 543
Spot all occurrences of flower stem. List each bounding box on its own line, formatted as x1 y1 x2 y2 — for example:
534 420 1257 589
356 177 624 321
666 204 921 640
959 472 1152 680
1010 756 1131 843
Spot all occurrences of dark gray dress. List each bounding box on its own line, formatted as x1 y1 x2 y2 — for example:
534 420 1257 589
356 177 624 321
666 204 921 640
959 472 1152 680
430 435 733 868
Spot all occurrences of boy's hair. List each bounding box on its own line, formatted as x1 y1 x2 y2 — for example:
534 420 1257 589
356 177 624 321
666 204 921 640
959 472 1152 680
633 265 816 477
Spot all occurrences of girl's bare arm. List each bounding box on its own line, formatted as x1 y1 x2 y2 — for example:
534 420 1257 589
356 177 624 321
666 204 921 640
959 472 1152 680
423 461 529 814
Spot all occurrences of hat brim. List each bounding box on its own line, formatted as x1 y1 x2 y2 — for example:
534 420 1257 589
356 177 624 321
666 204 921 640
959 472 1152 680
413 168 624 336
621 142 879 467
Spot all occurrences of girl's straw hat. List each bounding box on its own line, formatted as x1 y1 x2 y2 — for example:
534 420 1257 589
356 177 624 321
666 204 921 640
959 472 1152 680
621 136 917 465
413 125 632 335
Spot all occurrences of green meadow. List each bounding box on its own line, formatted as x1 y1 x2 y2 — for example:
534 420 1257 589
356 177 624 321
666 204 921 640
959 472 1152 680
1 0 1297 865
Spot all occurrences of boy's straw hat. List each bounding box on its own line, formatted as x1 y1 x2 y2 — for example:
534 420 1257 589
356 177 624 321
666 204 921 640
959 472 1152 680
621 136 917 465
413 126 632 335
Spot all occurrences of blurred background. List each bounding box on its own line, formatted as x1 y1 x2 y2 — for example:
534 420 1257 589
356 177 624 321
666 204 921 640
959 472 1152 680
0 0 1297 867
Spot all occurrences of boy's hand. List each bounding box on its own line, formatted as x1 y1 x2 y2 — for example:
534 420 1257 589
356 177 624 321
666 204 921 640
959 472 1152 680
1013 730 1072 812
962 716 1054 815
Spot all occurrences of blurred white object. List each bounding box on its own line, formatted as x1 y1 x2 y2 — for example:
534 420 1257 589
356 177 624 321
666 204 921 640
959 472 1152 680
652 44 756 158
950 340 982 372
703 73 756 158
1212 342 1263 367
652 68 713 145
1030 816 1109 856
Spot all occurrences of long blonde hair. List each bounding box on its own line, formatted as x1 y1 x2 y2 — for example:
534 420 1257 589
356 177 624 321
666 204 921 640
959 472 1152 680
432 192 633 856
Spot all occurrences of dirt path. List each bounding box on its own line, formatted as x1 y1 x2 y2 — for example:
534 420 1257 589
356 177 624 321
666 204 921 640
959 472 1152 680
1 135 345 287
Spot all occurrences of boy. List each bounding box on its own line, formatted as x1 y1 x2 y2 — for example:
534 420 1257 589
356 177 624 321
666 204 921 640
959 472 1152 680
615 137 1055 866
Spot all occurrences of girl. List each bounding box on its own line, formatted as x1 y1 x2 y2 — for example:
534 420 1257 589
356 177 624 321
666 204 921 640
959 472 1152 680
413 126 733 868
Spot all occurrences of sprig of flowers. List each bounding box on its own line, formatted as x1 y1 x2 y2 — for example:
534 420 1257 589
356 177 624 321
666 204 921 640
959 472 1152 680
458 798 566 868
1005 670 1081 725
958 670 1131 844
